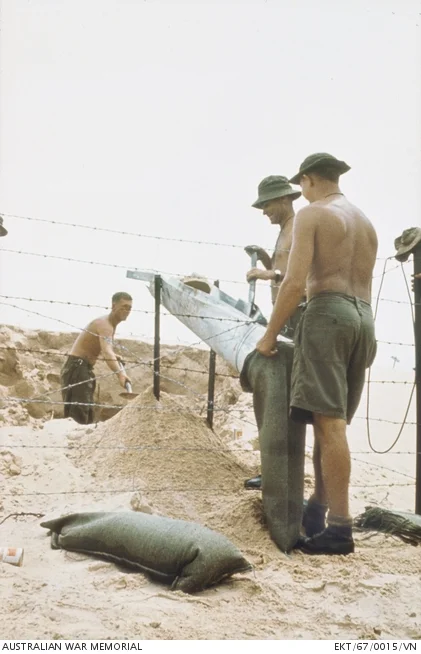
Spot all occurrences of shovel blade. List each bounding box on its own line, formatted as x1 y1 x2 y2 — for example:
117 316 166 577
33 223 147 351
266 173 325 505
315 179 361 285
119 392 139 400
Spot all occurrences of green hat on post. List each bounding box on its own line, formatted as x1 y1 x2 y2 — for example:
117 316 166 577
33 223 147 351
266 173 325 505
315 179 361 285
0 216 7 237
288 153 351 185
394 227 421 262
252 175 301 209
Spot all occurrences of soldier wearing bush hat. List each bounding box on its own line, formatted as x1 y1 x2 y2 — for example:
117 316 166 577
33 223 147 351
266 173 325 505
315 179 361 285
254 152 378 555
243 175 303 491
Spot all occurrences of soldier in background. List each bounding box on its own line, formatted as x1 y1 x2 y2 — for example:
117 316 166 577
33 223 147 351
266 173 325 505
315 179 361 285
61 291 133 424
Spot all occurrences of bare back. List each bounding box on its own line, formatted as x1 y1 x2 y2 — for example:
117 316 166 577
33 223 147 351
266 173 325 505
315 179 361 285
306 196 378 303
69 315 115 365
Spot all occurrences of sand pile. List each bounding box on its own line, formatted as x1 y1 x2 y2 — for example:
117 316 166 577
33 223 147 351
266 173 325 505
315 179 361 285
68 386 267 550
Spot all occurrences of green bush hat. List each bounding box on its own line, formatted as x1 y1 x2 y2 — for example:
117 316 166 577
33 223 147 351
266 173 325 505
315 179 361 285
252 176 301 209
289 153 351 185
0 216 7 237
394 227 421 262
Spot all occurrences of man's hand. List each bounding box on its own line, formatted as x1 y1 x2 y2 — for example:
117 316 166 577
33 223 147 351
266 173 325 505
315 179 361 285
245 245 272 270
256 333 278 357
247 268 276 282
118 371 132 389
245 245 266 259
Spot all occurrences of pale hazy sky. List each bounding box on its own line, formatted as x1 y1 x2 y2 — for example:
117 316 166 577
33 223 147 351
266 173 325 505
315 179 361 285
0 0 420 370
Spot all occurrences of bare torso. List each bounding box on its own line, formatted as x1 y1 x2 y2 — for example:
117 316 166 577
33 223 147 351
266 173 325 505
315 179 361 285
306 196 378 302
271 222 293 304
69 316 115 366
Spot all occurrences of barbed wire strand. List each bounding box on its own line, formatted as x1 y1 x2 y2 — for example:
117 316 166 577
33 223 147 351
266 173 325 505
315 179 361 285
2 293 418 327
0 293 257 323
223 405 419 426
3 395 420 428
0 248 412 289
0 345 239 379
1 480 414 500
0 433 415 482
0 211 396 261
0 248 250 286
377 340 414 347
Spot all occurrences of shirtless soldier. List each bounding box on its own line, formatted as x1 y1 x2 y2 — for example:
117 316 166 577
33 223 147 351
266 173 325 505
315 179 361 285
256 153 378 555
61 291 133 424
244 175 302 489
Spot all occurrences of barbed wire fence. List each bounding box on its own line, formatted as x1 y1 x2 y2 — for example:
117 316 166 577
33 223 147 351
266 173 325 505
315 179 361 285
0 211 419 511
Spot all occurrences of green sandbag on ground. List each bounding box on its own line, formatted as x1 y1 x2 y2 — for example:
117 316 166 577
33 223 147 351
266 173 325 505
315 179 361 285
41 511 252 593
240 342 306 552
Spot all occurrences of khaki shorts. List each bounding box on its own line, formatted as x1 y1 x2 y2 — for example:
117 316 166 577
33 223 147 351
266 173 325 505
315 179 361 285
290 292 377 425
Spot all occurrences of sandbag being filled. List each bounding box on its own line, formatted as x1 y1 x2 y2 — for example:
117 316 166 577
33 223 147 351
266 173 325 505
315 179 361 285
41 511 252 594
240 342 306 552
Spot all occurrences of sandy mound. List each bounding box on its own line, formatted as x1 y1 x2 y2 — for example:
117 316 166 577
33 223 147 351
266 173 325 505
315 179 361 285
67 387 265 545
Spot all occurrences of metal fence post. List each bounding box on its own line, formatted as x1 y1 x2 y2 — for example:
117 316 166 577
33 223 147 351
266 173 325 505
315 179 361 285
154 275 161 401
413 245 421 514
206 280 219 429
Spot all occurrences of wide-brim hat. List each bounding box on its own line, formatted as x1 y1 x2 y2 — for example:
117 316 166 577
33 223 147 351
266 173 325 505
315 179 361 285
289 153 351 185
252 175 301 209
0 216 7 237
394 227 421 262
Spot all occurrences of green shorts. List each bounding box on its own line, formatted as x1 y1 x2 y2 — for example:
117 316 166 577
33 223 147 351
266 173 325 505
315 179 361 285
280 302 306 340
290 292 377 425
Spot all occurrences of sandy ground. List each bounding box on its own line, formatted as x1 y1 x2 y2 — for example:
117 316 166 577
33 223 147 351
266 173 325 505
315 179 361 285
1 327 420 640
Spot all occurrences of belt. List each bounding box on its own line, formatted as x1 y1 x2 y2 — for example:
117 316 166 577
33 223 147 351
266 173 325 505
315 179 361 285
67 355 94 369
308 291 371 308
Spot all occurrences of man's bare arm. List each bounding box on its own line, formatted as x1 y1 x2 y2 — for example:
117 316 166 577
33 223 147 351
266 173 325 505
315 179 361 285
98 321 131 386
256 207 317 354
246 268 277 282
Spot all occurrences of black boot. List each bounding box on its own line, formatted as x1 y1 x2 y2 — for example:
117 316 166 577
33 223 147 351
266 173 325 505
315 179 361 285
244 474 262 490
302 500 328 537
295 525 354 555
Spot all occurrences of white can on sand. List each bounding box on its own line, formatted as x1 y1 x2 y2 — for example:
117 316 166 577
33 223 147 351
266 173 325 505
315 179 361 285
0 547 24 567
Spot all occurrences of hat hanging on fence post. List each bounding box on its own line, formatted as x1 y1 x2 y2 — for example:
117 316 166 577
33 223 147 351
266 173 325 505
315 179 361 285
0 216 7 237
394 227 421 262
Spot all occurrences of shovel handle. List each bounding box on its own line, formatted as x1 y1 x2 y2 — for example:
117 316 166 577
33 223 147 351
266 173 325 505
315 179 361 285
248 252 258 306
118 360 132 392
